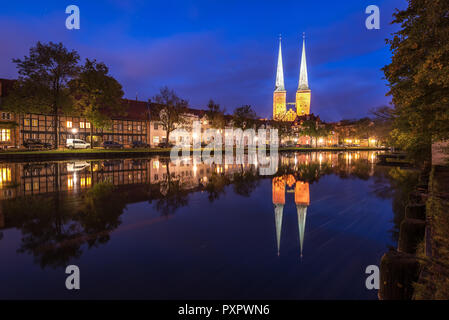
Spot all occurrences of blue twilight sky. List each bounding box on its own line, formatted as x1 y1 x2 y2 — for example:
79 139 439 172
0 0 406 121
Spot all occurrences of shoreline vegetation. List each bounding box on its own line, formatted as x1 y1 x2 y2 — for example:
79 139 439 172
0 146 389 161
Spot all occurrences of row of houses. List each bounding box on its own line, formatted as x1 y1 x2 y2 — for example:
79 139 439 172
0 78 377 149
0 78 216 149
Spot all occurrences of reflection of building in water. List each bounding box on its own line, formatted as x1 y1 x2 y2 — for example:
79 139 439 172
295 181 310 257
0 152 380 204
272 177 285 256
272 175 310 257
0 156 259 203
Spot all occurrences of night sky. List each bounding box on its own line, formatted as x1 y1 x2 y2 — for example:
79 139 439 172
0 0 406 121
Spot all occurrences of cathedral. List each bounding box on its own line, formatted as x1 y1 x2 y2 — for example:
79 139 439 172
273 34 311 121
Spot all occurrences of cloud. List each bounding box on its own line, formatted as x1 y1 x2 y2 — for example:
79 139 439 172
0 0 405 121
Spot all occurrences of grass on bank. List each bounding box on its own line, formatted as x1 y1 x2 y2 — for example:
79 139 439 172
0 146 387 156
0 147 172 155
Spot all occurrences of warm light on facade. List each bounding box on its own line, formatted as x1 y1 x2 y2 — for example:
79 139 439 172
68 176 74 189
0 167 11 186
0 129 11 142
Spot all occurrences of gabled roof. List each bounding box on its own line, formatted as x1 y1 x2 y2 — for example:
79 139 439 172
120 99 150 121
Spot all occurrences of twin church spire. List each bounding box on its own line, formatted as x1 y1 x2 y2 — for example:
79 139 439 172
275 36 285 92
273 33 311 121
298 33 309 90
275 34 309 92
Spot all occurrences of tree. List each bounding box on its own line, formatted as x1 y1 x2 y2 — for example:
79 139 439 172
5 42 80 148
317 123 332 146
69 59 125 148
151 87 188 147
270 120 291 144
299 118 320 147
370 106 395 146
354 117 375 146
382 0 449 162
206 99 226 129
233 105 257 130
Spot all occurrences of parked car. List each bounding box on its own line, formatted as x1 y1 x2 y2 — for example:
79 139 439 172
67 161 90 172
157 142 174 148
103 141 124 149
131 141 149 148
23 139 52 149
66 139 90 149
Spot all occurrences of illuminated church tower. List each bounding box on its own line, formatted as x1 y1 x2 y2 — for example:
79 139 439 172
273 37 287 121
296 34 311 116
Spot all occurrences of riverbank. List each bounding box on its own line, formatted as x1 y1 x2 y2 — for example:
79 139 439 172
379 164 449 300
413 165 449 299
0 146 388 162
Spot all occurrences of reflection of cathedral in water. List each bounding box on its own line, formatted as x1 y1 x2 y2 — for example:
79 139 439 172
272 175 310 257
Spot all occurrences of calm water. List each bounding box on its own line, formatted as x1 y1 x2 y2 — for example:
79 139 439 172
0 151 400 299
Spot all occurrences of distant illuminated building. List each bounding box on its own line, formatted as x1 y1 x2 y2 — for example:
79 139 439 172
273 33 311 121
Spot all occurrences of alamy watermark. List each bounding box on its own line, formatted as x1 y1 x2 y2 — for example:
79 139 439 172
169 121 279 176
365 265 379 290
65 265 80 290
65 5 80 30
365 5 380 30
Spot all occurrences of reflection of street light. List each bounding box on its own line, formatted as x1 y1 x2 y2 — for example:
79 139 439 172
71 128 78 134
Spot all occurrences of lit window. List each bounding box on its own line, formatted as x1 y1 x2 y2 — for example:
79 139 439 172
24 119 30 126
67 121 72 128
128 124 132 131
0 129 11 142
0 167 12 185
80 122 85 128
86 122 91 129
32 119 38 127
1 113 11 120
153 136 159 143
67 176 73 189
153 160 159 169
137 125 141 131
